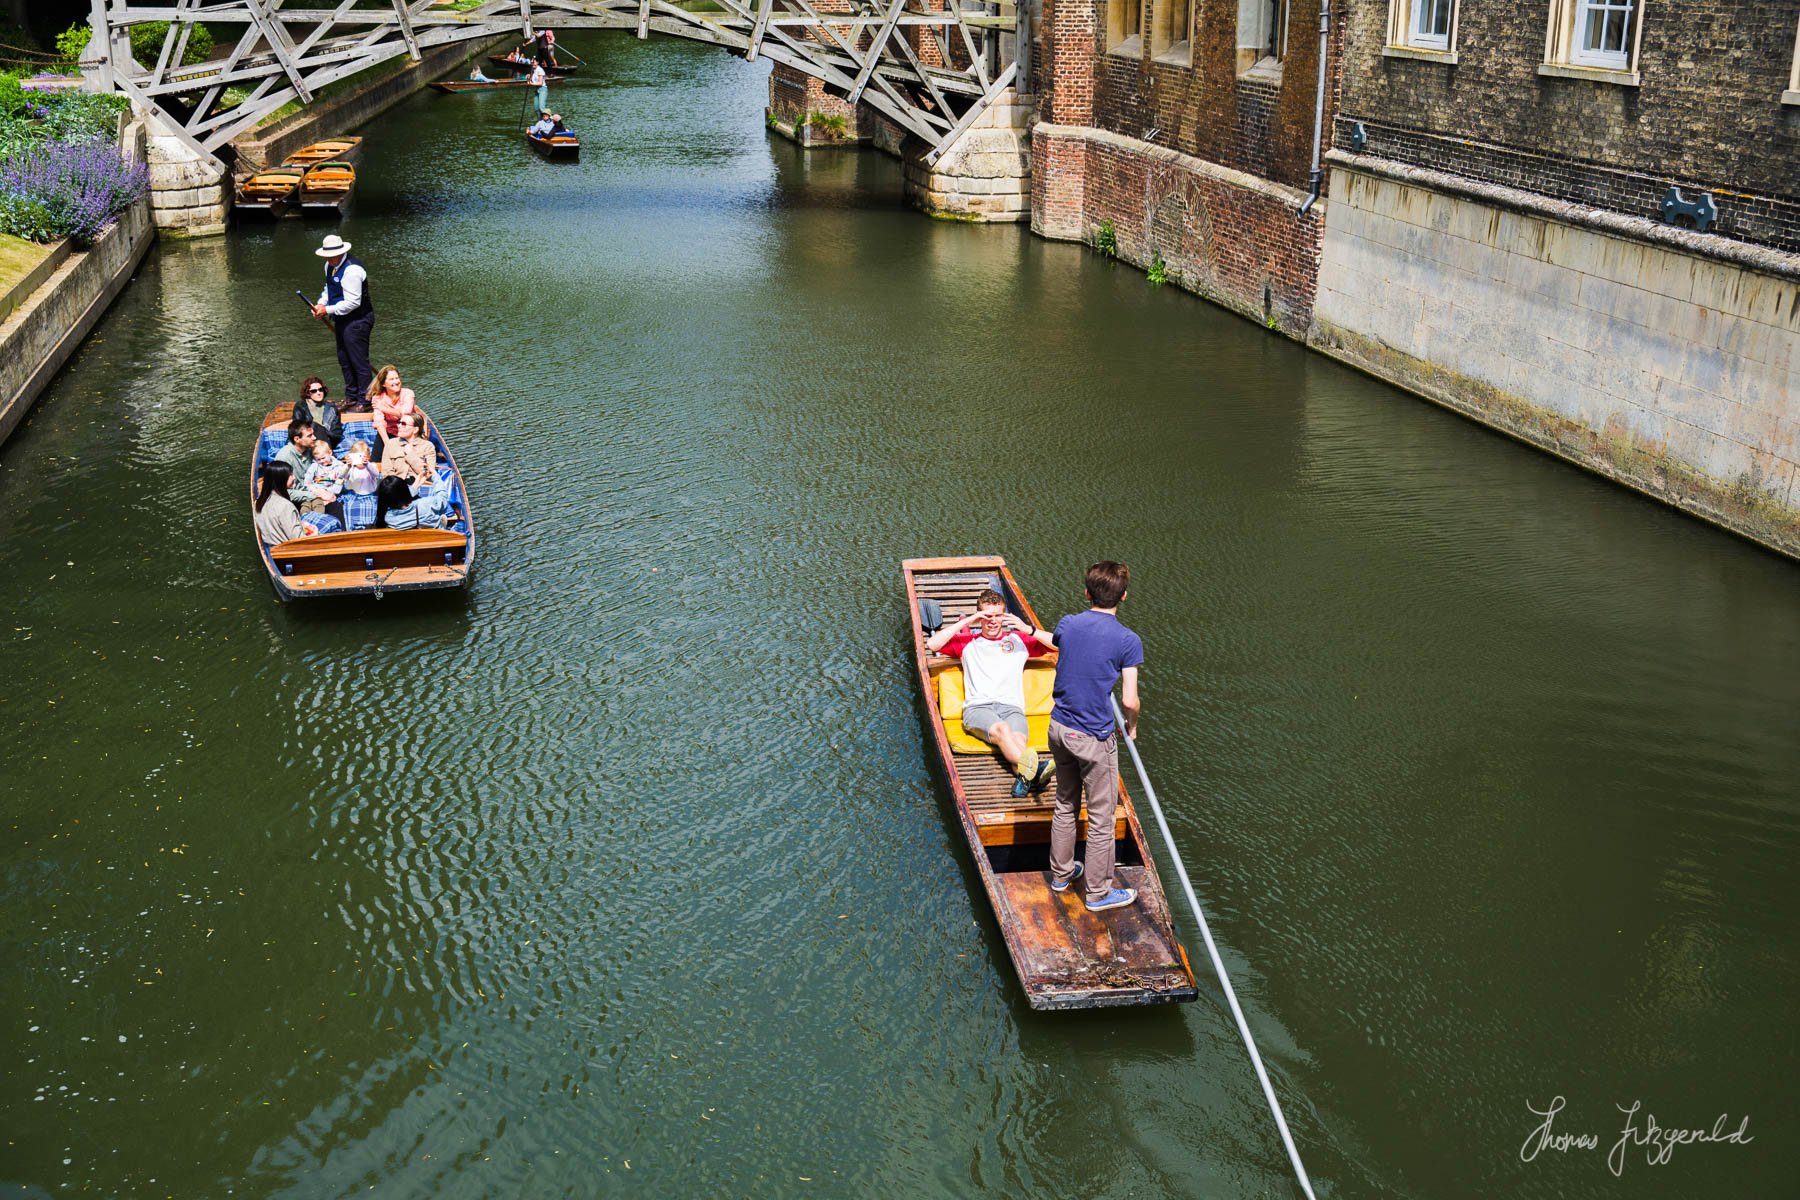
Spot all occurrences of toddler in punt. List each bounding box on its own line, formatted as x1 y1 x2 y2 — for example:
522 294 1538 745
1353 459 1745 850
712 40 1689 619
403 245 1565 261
341 441 380 495
296 438 348 515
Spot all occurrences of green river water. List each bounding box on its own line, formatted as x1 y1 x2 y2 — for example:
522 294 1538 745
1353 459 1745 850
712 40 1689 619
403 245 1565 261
3 32 1798 1199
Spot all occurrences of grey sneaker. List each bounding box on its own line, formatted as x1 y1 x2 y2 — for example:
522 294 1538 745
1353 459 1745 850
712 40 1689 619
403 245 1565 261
1050 861 1083 893
1085 887 1138 912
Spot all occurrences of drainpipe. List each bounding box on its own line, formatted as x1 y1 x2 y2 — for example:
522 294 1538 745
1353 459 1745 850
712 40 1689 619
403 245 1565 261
1298 2 1330 217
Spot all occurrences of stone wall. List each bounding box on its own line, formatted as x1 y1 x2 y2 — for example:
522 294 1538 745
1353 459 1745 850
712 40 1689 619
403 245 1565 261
1333 0 1800 251
0 191 155 447
904 90 1034 222
1311 158 1800 555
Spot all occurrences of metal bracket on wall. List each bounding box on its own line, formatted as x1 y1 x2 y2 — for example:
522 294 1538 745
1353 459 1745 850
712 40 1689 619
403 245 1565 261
1349 121 1367 152
1659 186 1718 234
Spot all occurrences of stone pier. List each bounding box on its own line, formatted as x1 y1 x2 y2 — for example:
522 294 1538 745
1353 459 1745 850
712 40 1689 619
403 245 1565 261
144 118 229 239
902 89 1033 223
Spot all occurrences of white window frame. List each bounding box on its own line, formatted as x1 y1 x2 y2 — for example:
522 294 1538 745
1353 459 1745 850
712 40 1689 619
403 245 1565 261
1569 0 1634 69
1786 15 1800 105
1408 0 1453 50
1542 0 1645 81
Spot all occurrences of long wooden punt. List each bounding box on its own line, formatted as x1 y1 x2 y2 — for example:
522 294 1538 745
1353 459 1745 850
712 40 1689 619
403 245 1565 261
487 54 578 76
527 130 580 159
428 77 560 93
233 166 303 218
291 160 354 216
284 137 362 166
904 556 1198 1010
250 403 475 600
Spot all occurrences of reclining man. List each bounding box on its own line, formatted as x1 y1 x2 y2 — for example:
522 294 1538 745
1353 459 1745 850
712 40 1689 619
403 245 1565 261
927 589 1058 798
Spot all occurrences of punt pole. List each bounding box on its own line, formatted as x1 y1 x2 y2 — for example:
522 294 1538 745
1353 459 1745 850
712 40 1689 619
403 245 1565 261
1111 697 1319 1200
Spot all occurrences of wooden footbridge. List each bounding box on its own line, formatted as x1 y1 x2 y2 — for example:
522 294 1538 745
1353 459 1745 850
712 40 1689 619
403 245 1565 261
81 0 1023 165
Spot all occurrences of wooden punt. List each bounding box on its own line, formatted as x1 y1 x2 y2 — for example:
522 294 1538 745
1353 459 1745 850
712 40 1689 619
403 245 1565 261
903 556 1198 1010
251 404 475 600
487 54 578 76
428 77 559 93
527 129 580 159
233 166 304 218
291 160 355 216
283 137 363 167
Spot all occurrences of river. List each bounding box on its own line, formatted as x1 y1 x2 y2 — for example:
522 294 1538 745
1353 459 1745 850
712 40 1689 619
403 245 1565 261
2 31 1797 1199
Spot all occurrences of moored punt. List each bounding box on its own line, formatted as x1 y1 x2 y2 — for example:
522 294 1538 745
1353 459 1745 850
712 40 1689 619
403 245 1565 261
527 130 580 159
487 54 578 76
903 556 1198 1010
233 166 304 218
284 136 363 166
428 77 560 93
292 160 355 216
251 404 475 600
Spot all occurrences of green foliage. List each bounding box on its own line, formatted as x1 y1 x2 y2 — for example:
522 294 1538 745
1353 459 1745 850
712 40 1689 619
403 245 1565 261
55 23 91 71
1146 253 1167 286
1093 218 1117 259
0 192 56 243
128 21 215 68
766 110 782 131
807 111 849 138
0 72 25 119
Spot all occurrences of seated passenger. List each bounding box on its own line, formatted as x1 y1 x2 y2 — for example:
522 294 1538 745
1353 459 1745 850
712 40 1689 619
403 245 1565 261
273 418 319 480
366 363 415 453
295 438 349 527
926 588 1057 797
293 375 343 446
254 463 316 544
469 66 494 82
373 475 450 531
529 113 556 137
342 440 379 495
379 411 437 488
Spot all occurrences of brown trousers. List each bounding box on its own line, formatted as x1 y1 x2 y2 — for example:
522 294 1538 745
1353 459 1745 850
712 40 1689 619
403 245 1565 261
1048 718 1120 903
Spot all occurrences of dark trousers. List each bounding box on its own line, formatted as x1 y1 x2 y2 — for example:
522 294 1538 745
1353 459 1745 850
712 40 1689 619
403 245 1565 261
333 312 375 404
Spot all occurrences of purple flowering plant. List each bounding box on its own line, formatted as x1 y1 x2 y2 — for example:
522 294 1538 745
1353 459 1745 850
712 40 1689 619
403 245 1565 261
0 135 147 245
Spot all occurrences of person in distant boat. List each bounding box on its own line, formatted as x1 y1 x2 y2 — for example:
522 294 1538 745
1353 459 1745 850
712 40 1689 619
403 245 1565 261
468 65 494 83
926 588 1057 799
373 475 450 531
534 29 558 67
529 112 555 137
309 234 375 405
366 363 415 457
528 59 548 115
293 375 343 445
254 462 316 544
1047 561 1143 913
379 411 437 490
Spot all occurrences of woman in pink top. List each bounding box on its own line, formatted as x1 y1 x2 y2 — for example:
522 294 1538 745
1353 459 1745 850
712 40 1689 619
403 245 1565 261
365 363 415 456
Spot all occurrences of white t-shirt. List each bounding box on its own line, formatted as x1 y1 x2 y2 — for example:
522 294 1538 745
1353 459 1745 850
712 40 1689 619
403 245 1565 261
942 628 1049 710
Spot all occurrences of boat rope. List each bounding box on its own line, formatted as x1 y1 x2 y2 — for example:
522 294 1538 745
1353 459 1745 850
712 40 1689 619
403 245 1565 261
1111 696 1319 1200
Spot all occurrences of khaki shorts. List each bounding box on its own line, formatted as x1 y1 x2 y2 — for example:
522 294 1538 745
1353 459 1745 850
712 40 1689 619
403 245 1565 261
962 702 1027 742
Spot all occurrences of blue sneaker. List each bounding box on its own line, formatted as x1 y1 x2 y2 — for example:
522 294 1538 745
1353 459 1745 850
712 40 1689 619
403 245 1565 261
1050 861 1083 893
1085 887 1138 912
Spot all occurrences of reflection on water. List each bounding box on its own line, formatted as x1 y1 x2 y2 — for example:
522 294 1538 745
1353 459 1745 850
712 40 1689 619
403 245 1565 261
2 29 1798 1200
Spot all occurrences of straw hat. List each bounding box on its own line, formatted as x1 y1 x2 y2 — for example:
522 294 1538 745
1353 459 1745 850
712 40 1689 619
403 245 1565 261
315 234 352 258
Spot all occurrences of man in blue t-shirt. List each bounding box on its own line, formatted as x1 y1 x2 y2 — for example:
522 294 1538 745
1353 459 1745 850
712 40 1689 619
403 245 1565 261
1048 560 1144 912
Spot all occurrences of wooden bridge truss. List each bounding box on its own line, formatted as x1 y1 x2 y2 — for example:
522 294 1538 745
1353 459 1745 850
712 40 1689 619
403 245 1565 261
82 0 1023 165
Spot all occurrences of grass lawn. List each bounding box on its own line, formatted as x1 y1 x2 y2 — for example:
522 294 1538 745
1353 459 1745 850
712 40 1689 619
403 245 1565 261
0 232 56 303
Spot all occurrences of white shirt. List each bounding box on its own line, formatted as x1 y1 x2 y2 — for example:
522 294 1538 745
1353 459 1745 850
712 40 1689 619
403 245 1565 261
529 63 546 86
316 261 367 317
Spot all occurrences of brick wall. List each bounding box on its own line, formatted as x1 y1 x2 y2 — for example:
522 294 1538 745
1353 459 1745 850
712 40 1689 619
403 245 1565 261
1336 0 1800 251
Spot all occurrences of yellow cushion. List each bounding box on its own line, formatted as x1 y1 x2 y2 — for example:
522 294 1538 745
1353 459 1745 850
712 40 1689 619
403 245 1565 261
937 663 1055 755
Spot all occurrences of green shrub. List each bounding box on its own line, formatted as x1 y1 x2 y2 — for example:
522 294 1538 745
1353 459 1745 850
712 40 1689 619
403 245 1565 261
0 72 25 120
1146 252 1167 286
1093 218 1117 259
55 23 91 71
129 21 214 67
0 193 56 242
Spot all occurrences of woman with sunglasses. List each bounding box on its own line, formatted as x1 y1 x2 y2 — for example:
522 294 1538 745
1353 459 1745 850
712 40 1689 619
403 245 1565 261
292 376 344 447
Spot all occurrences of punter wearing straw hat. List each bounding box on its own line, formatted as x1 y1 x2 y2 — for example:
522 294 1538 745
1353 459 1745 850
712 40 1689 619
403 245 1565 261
309 234 376 404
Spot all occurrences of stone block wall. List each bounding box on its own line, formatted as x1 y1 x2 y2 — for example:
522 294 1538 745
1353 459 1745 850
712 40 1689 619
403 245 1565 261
1334 1 1800 251
146 122 227 238
904 90 1034 222
1312 160 1800 554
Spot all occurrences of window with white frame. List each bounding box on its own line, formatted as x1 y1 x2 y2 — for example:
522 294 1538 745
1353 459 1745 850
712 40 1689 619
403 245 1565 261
1571 0 1634 68
1544 0 1642 75
1386 0 1455 53
1237 0 1289 74
1109 0 1143 54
